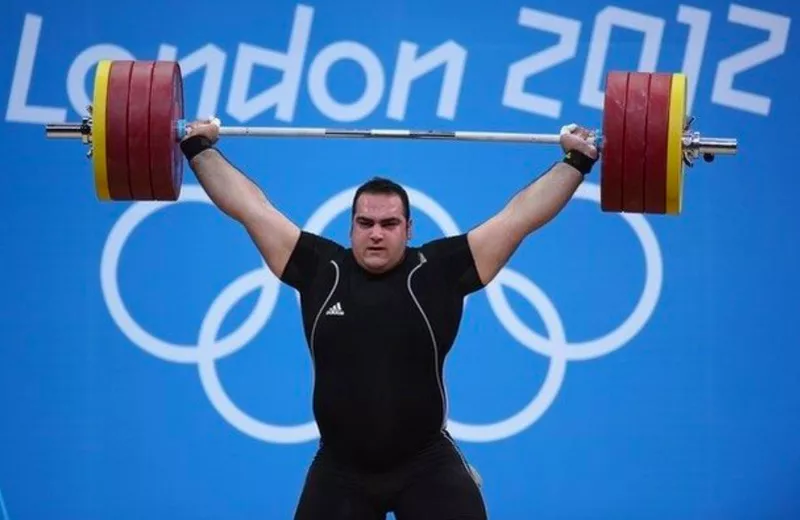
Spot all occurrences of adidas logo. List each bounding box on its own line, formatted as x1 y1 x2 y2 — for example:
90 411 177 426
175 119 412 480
325 302 344 316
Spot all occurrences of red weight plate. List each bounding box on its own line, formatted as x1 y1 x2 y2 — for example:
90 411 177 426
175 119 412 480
644 73 671 214
106 61 134 200
127 61 155 200
601 71 628 213
149 61 184 200
621 73 650 213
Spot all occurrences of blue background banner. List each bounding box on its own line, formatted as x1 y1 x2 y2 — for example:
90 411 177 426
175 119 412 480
1 0 798 518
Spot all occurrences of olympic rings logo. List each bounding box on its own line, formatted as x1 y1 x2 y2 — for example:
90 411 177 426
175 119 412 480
99 181 662 444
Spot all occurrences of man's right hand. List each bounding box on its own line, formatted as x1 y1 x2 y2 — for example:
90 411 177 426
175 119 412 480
183 117 221 144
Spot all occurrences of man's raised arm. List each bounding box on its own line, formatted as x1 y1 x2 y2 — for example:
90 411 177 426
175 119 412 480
466 124 599 286
181 119 301 279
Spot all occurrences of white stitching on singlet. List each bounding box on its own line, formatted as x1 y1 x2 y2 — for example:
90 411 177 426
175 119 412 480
408 252 484 496
310 260 340 362
406 252 448 429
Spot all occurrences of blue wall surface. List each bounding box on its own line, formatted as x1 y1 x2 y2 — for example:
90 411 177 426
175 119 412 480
1 0 798 518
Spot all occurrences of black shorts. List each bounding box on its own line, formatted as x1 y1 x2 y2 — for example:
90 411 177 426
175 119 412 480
293 432 488 520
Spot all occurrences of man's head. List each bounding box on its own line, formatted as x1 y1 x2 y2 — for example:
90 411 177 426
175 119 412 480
350 177 411 274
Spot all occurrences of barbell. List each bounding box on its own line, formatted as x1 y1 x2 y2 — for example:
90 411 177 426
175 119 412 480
44 59 738 215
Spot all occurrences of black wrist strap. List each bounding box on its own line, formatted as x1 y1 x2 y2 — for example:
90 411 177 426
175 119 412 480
562 149 596 175
180 135 214 162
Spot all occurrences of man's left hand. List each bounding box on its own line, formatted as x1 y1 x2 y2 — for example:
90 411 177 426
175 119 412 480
559 123 599 160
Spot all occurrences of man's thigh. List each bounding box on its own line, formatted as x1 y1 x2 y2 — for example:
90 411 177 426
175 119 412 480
293 458 385 520
393 455 487 520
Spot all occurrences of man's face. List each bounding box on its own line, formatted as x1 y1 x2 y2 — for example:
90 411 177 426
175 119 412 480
350 192 410 274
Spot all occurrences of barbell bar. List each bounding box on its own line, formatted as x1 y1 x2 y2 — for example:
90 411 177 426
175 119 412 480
44 60 738 215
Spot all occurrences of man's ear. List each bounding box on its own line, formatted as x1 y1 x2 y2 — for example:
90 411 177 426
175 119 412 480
407 218 413 241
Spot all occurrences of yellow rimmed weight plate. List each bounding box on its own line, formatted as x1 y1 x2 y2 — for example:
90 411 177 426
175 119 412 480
666 73 687 215
92 60 111 201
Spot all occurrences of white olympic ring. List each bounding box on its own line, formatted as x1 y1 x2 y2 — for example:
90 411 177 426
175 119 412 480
100 181 662 444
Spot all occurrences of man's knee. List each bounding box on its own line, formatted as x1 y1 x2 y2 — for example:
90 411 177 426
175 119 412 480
393 461 488 520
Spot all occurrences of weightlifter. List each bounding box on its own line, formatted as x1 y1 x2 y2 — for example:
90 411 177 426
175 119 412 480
179 118 599 519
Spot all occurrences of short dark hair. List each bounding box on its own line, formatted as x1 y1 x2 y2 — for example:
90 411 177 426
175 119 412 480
351 176 410 221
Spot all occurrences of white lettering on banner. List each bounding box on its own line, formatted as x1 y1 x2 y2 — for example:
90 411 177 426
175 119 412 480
227 5 312 122
712 4 791 116
3 3 793 126
215 4 466 123
158 44 227 120
6 14 66 123
505 4 790 118
579 7 664 111
502 8 581 119
308 41 385 122
677 5 712 114
388 41 466 121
